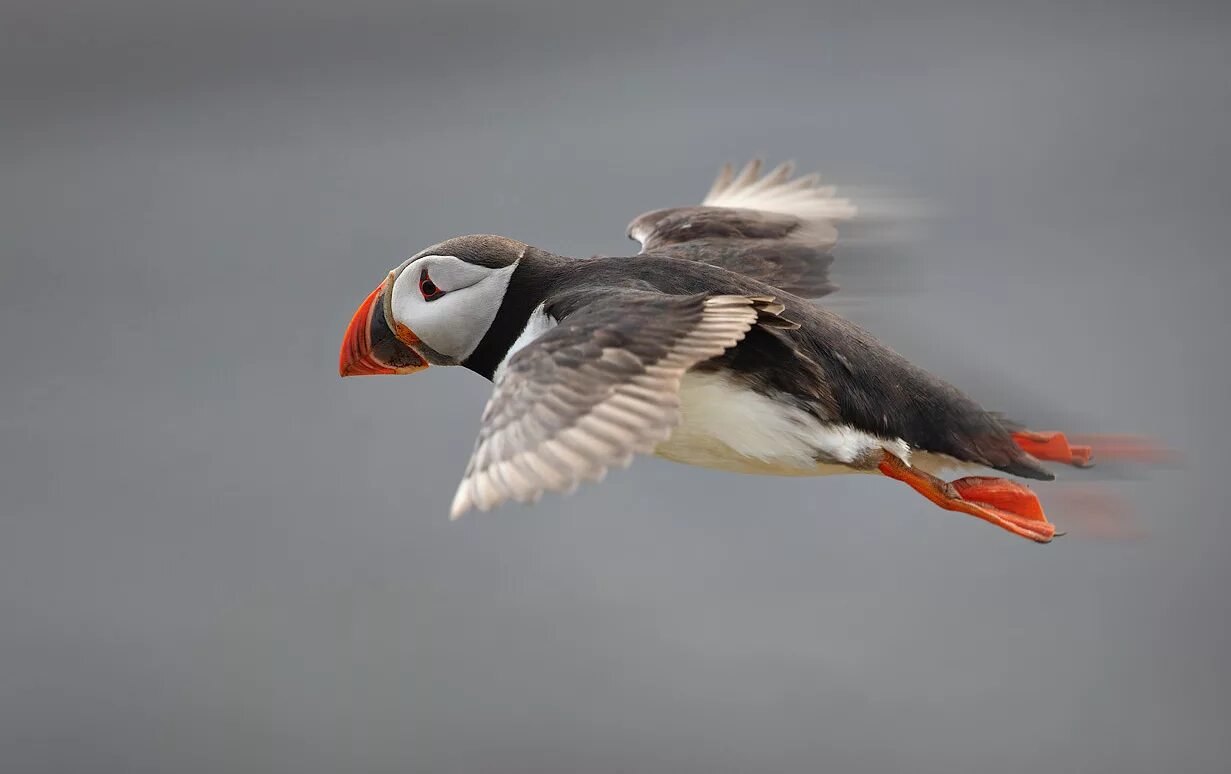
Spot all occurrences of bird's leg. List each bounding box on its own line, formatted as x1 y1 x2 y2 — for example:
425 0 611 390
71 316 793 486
877 452 1057 543
1011 430 1094 468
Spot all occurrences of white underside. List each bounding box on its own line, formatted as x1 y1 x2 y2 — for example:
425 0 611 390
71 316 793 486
654 371 972 478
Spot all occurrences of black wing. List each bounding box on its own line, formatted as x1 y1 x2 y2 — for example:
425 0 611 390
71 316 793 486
627 160 856 298
450 291 775 518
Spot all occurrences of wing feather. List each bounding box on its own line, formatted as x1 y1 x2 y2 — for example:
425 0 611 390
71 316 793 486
626 159 856 298
449 292 762 519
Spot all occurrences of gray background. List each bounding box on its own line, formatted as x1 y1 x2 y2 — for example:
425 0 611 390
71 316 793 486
2 1 1228 772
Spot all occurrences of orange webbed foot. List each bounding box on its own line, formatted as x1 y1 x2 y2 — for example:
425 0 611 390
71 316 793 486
878 453 1057 543
1012 430 1094 468
950 476 1057 542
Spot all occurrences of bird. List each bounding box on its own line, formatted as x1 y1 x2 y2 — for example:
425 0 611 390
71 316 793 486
339 160 1099 542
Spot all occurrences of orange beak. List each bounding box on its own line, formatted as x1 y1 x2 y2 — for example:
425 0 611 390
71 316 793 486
339 281 428 377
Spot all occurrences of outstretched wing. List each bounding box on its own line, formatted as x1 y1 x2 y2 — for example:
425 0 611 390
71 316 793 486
450 292 771 518
627 160 856 298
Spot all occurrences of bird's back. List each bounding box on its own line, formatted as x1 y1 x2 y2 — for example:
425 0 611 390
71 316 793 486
550 254 1051 479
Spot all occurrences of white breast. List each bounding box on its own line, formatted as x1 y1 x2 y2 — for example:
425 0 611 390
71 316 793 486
653 370 911 477
493 302 557 383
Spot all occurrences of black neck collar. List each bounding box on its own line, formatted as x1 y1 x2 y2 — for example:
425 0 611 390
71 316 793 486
462 248 565 381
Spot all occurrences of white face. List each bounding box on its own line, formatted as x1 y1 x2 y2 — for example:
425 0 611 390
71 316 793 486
388 254 518 363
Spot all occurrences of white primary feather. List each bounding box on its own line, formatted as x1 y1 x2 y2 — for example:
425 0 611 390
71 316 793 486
703 159 857 228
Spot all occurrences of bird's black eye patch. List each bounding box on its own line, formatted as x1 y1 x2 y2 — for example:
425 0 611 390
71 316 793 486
419 270 445 301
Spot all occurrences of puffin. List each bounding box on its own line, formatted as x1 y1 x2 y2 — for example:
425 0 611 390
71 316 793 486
339 160 1096 542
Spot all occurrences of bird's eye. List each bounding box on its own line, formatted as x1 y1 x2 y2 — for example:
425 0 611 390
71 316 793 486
419 270 445 301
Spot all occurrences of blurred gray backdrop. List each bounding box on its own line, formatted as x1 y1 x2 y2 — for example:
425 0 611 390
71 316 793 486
3 1 1229 772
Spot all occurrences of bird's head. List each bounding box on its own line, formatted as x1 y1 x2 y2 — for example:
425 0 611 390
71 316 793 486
338 235 529 376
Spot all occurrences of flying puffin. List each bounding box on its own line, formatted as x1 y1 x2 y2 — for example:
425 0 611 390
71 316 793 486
339 160 1096 542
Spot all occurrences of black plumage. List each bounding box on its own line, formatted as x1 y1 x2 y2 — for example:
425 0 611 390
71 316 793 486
629 207 837 297
465 252 1051 484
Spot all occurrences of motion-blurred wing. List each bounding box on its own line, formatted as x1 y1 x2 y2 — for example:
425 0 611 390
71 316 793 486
450 292 767 518
627 160 856 297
